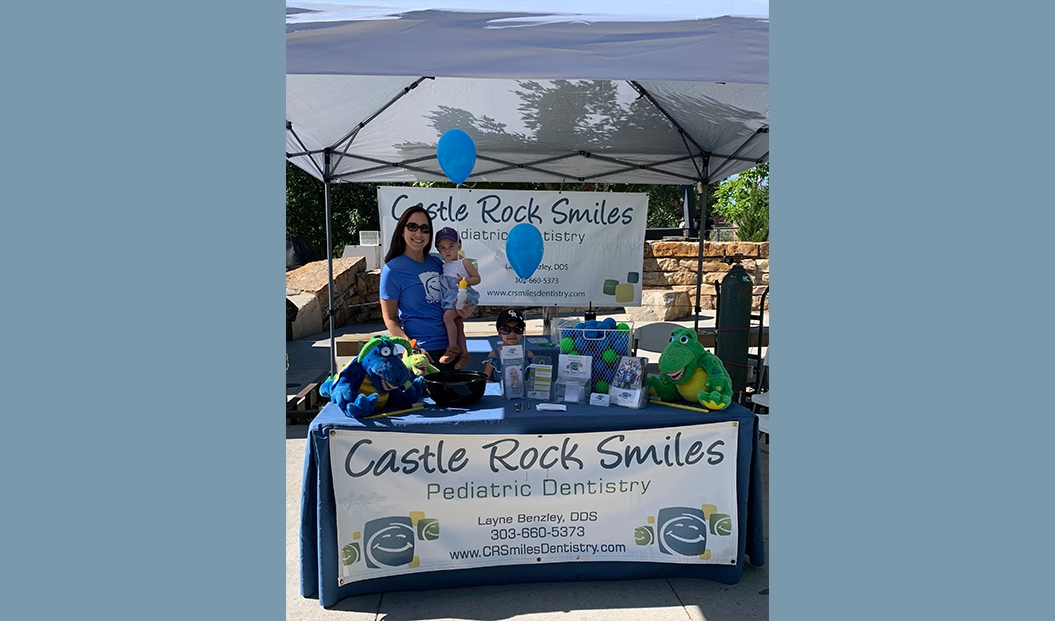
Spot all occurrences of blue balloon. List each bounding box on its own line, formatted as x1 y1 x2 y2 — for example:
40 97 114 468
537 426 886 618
436 129 476 185
506 223 544 279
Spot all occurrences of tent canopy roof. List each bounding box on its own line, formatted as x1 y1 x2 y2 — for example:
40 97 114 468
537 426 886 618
286 1 768 185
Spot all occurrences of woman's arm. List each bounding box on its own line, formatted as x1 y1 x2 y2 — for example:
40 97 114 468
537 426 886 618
462 258 481 286
380 299 408 340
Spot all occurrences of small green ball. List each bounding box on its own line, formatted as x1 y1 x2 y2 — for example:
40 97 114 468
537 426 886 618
570 350 580 356
616 323 630 332
560 337 575 353
594 380 609 394
602 349 618 364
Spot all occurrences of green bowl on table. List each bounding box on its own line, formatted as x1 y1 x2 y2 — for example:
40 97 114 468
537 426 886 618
423 371 488 407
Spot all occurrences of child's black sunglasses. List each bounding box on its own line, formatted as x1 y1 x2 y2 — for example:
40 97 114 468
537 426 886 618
498 325 525 335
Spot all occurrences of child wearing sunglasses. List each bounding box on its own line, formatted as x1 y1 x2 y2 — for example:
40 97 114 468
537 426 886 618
483 309 533 382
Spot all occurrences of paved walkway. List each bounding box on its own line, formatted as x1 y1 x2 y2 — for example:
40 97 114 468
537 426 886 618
286 310 769 620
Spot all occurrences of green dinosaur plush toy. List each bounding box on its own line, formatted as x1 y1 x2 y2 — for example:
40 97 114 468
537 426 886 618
646 327 733 410
402 339 440 377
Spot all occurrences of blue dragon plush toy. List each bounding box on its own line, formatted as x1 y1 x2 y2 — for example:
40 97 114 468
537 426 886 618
319 335 425 418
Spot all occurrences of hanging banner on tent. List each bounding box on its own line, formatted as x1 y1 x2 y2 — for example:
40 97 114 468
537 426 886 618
377 187 647 307
329 422 739 584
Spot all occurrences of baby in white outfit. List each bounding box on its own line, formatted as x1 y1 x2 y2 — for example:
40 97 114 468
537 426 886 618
434 227 481 368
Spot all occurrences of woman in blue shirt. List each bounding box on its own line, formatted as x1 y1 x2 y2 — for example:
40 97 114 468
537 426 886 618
379 205 476 371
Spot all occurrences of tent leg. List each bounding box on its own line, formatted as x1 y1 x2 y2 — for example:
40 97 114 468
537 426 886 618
694 162 709 332
324 149 336 377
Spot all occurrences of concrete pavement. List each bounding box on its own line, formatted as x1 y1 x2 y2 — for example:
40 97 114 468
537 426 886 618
286 310 769 620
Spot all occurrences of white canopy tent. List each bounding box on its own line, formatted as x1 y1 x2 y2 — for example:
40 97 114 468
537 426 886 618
285 1 769 371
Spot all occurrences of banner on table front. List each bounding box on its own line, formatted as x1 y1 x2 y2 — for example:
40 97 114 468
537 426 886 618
329 422 739 583
377 187 647 306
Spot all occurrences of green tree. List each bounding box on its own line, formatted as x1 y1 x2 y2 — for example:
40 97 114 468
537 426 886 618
712 164 768 242
642 185 684 228
286 162 381 259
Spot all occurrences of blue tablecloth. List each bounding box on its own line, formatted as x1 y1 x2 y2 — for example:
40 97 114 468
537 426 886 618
301 396 765 607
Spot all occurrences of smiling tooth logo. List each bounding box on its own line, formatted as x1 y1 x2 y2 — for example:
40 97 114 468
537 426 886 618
418 518 440 541
353 512 440 570
709 513 732 536
363 516 416 568
634 505 731 559
419 272 442 304
656 507 709 557
341 542 361 566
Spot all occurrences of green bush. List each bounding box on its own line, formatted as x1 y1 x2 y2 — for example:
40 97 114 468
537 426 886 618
712 164 769 242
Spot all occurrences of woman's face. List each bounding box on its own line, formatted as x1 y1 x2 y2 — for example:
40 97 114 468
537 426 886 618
402 212 431 255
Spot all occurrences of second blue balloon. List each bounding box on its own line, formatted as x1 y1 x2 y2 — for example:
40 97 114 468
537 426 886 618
506 223 544 279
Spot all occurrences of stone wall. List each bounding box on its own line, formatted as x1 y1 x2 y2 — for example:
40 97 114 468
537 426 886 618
355 269 383 322
631 241 769 321
288 240 769 338
286 257 367 340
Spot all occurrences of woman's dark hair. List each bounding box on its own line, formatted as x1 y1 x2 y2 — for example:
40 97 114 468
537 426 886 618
384 204 434 264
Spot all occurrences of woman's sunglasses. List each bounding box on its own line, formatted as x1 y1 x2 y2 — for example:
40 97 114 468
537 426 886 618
498 325 525 335
405 222 431 234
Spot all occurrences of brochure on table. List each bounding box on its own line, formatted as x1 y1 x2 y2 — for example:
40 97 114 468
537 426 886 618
609 356 649 409
501 345 525 399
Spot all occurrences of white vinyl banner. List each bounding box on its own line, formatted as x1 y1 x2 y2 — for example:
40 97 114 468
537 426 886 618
377 187 648 307
329 422 739 583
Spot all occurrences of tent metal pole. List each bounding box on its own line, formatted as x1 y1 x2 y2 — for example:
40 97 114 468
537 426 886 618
331 77 432 172
324 148 336 377
627 81 709 157
709 126 769 181
694 157 710 333
579 153 700 183
286 121 326 180
628 81 717 193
